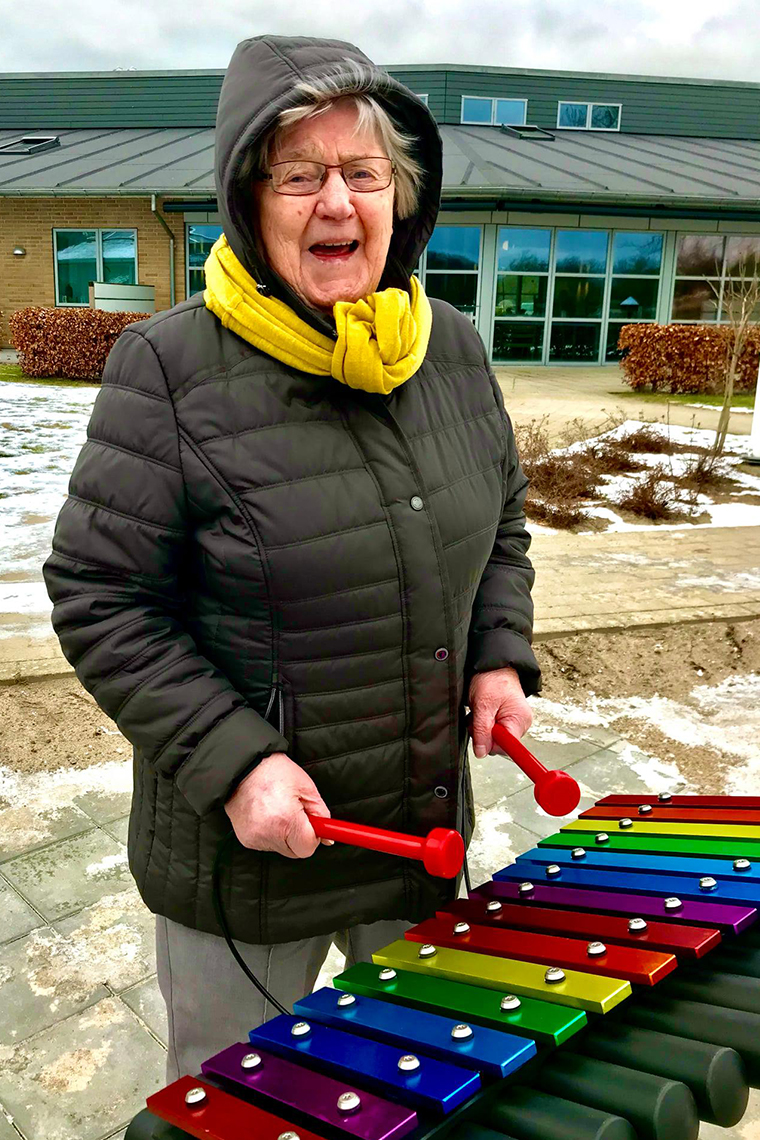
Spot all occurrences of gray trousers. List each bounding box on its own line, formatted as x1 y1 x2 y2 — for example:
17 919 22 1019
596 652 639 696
155 914 411 1081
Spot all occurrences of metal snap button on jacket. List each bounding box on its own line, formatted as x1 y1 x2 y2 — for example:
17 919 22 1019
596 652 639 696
434 786 448 798
410 495 424 511
435 647 449 661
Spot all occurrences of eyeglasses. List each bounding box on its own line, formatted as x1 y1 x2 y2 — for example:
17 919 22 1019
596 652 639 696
260 157 395 196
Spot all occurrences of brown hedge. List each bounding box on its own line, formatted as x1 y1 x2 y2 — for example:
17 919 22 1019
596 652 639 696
9 307 150 381
618 323 760 394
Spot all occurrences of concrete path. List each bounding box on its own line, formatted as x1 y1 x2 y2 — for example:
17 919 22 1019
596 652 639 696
531 523 760 637
495 363 754 441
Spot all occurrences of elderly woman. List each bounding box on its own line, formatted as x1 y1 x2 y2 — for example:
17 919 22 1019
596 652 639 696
43 34 540 1079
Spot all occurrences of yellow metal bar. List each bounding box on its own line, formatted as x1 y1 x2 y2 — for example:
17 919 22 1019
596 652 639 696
564 818 760 840
372 939 632 1015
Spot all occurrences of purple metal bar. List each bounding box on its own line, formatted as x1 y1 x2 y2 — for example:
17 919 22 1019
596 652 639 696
473 880 757 935
202 1042 418 1140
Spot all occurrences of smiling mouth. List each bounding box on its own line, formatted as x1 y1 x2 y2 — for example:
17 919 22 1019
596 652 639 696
308 240 360 261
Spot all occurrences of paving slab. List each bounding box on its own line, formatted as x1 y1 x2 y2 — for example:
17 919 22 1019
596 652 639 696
0 998 165 1140
0 878 43 945
2 830 131 922
101 817 129 845
120 977 167 1048
73 790 133 827
53 887 156 996
465 800 542 887
0 928 108 1047
0 800 94 863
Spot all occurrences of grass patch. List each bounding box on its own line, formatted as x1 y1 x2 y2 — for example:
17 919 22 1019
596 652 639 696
613 389 755 409
0 362 98 388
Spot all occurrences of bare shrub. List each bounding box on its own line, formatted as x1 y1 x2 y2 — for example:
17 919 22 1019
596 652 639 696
616 466 677 519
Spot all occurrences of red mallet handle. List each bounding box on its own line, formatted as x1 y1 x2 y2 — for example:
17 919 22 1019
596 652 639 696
306 815 465 879
490 723 581 817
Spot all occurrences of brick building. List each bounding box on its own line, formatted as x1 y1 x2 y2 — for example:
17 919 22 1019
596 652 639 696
2 64 760 363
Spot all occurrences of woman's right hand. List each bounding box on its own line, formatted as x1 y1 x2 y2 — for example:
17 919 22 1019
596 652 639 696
224 752 333 858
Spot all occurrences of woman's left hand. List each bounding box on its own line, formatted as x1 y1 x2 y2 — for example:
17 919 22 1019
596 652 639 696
468 666 533 758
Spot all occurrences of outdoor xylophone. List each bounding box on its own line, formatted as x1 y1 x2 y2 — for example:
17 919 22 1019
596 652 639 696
126 789 760 1140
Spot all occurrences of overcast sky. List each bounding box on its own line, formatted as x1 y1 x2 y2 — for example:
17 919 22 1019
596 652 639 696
2 0 760 82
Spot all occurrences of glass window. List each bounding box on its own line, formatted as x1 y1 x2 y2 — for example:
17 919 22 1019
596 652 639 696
426 226 480 271
609 277 659 320
497 227 551 273
494 99 526 126
558 102 589 128
550 323 601 362
555 230 608 274
590 104 620 130
676 235 724 277
612 232 663 275
462 97 492 124
187 224 223 295
55 230 97 305
492 321 544 362
495 275 548 318
672 280 720 321
725 236 760 278
606 322 631 361
424 273 478 316
552 276 605 319
102 230 137 286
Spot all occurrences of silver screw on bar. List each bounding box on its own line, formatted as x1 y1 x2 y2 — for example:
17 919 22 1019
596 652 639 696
451 1023 474 1040
587 941 606 957
486 900 503 912
628 917 648 932
500 995 521 1011
595 833 609 844
545 966 566 984
398 1054 421 1072
619 818 633 829
291 1021 311 1037
664 897 682 910
519 881 535 895
658 792 672 803
240 1052 262 1071
734 859 751 872
638 804 653 815
699 876 718 892
418 944 437 959
337 1092 361 1114
337 993 356 1007
453 921 470 935
571 847 586 860
379 968 397 981
184 1087 207 1106
546 864 561 878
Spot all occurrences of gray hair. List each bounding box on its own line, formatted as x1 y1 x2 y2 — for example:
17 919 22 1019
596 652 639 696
238 59 424 220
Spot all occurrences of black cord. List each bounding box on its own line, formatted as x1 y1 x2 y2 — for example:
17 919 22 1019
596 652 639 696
463 851 472 894
212 832 290 1016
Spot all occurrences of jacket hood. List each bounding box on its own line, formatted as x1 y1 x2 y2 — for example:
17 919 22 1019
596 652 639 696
214 35 443 338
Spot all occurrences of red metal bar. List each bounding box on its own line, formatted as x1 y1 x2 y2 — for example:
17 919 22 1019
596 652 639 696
584 804 760 825
405 916 677 986
307 815 464 879
491 723 581 817
147 1076 328 1140
440 898 722 959
599 795 760 810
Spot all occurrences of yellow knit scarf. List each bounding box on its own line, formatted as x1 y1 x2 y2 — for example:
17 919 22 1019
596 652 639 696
203 234 432 395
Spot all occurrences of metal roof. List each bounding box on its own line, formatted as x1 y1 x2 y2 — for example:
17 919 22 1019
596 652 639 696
1 124 759 212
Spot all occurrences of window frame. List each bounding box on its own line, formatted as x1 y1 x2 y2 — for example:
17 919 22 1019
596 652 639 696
556 101 622 131
460 95 528 126
669 232 760 324
420 223 484 323
52 227 138 308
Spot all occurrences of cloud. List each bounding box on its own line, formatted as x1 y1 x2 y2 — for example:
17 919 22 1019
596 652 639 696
2 0 760 80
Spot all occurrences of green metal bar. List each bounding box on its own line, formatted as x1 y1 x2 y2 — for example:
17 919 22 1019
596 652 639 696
334 961 587 1046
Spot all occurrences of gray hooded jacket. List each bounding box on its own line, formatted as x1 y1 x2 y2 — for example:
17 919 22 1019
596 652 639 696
43 34 540 944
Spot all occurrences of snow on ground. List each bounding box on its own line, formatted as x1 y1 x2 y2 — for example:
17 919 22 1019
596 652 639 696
0 381 97 635
686 403 753 414
531 672 760 796
554 419 760 533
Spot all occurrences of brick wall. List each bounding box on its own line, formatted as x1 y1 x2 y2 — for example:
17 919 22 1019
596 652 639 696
0 197 186 347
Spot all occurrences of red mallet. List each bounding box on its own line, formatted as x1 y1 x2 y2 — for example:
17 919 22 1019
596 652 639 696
307 815 465 878
491 722 581 817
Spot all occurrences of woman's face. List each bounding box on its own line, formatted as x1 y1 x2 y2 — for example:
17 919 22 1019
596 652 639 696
254 101 395 313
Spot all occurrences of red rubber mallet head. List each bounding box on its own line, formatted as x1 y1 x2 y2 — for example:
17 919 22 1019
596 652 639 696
307 815 465 878
490 723 581 817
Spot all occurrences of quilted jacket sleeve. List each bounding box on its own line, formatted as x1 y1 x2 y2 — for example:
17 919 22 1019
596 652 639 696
42 327 288 815
466 361 542 697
